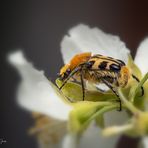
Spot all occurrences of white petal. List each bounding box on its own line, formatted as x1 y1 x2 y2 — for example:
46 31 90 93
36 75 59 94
62 123 119 148
8 51 72 120
62 110 128 148
62 134 78 148
80 124 119 148
80 111 128 148
104 110 128 126
61 24 130 64
135 38 148 75
142 137 148 148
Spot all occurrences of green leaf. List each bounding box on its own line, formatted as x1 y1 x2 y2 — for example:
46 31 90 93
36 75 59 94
126 112 148 137
127 55 148 110
143 80 148 102
69 101 101 133
49 81 72 105
69 101 117 134
134 73 148 97
95 115 105 128
56 79 117 102
127 54 142 79
129 73 148 110
56 78 83 101
134 73 148 109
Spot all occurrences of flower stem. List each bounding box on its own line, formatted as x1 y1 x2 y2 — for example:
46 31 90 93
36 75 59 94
130 72 148 102
83 104 118 127
118 88 141 114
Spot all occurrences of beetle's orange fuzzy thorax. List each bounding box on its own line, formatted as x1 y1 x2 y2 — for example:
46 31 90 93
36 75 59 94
69 52 92 69
60 52 91 76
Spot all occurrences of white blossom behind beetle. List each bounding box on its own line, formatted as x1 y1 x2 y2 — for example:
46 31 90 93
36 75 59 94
8 24 148 148
134 38 148 148
61 24 130 64
135 38 148 75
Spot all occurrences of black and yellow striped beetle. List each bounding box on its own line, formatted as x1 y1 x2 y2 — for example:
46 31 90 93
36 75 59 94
58 52 144 111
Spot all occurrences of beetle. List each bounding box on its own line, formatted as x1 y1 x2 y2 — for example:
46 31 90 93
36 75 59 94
58 52 144 111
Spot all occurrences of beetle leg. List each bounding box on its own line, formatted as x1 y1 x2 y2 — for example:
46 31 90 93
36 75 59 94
132 74 144 96
80 69 85 101
101 78 122 111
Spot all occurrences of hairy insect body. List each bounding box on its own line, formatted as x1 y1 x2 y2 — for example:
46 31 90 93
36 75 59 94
59 52 91 80
59 52 130 91
58 52 143 111
83 55 130 89
118 66 130 87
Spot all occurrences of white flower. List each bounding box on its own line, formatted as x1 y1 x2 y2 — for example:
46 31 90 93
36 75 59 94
8 24 148 148
142 137 148 148
135 38 148 76
134 38 148 148
61 24 130 64
8 51 72 121
61 24 129 148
